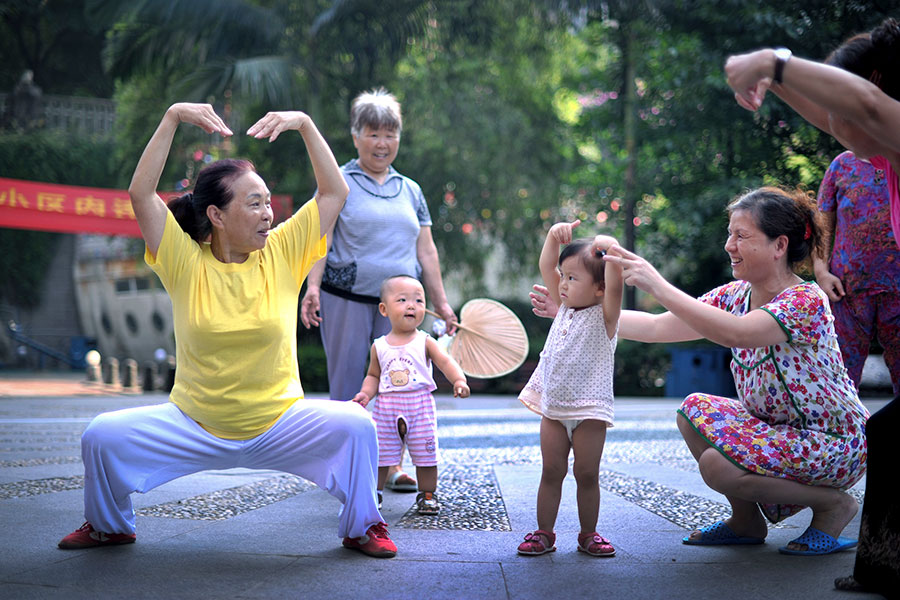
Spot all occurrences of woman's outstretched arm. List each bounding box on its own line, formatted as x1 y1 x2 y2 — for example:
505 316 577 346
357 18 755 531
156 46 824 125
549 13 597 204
605 246 787 348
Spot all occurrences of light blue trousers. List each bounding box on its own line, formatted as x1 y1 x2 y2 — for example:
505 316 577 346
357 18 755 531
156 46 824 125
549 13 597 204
80 399 381 539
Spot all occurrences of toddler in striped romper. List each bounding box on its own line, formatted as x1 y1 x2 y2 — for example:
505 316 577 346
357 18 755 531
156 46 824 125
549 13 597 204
353 275 470 515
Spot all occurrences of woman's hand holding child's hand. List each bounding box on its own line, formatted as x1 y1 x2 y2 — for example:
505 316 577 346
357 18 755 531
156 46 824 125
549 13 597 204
604 245 665 294
591 235 619 257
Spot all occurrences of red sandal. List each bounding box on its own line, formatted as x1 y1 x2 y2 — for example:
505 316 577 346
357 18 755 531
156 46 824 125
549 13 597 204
517 529 556 555
577 532 616 557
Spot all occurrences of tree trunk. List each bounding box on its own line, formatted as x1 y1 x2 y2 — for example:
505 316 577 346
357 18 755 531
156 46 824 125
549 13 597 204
622 25 638 310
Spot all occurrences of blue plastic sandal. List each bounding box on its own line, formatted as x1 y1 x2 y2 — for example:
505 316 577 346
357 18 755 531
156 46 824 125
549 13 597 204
683 521 765 545
778 526 857 556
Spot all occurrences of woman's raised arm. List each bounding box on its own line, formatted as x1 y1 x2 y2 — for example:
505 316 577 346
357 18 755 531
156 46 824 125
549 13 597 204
726 50 900 157
129 103 232 255
247 112 348 236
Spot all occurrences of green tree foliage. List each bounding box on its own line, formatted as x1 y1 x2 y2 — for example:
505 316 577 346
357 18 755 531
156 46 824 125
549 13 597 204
393 3 577 292
90 0 578 292
541 0 891 299
0 0 113 96
86 0 439 209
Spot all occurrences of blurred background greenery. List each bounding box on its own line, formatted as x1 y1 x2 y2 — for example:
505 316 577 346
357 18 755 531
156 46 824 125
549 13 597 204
1 0 891 393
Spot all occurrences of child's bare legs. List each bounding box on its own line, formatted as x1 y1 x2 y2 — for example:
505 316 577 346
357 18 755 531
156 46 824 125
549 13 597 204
536 417 570 532
678 414 859 548
416 466 437 493
571 419 608 534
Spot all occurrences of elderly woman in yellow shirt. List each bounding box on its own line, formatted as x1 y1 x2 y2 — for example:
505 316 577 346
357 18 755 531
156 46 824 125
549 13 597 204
57 103 396 558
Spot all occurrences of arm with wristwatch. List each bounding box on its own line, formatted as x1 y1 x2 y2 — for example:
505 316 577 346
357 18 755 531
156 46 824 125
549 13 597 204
725 46 900 158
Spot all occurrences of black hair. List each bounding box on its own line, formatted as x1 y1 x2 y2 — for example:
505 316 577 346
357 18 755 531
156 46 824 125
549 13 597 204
559 238 606 288
826 17 900 101
167 158 256 242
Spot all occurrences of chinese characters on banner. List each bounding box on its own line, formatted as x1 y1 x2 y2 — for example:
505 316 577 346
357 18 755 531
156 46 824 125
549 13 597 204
0 177 293 237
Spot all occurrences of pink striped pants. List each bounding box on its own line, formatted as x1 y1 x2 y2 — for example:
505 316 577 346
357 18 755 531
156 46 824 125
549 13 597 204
372 391 438 467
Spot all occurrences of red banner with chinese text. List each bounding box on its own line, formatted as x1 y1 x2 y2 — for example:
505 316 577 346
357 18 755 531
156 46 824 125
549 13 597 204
0 177 293 237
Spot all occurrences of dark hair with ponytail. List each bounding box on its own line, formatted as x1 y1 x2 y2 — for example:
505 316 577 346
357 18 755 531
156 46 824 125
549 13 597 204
167 158 256 242
727 186 824 273
826 17 900 101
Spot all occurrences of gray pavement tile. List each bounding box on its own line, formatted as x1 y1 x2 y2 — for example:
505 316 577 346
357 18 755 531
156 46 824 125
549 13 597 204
0 583 112 600
5 549 300 597
244 557 509 600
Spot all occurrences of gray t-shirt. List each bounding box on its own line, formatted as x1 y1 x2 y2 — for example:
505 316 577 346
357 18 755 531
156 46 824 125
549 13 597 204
322 159 432 298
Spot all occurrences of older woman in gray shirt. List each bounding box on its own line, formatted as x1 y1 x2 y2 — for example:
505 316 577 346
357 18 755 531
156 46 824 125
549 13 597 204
301 88 457 492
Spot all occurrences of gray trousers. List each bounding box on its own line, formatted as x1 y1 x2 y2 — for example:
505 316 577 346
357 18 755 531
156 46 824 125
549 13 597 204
319 289 391 401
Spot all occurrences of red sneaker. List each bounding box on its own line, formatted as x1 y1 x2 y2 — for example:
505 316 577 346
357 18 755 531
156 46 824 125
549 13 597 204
58 522 136 549
342 522 397 558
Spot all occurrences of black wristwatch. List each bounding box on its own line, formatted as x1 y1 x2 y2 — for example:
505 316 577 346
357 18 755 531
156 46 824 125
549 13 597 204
773 48 792 84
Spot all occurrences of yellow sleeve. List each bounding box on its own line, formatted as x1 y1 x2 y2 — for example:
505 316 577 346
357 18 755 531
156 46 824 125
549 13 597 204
144 210 199 293
267 198 328 287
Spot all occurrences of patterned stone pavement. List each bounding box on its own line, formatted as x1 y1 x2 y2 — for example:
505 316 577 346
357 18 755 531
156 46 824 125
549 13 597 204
0 386 875 534
0 378 889 600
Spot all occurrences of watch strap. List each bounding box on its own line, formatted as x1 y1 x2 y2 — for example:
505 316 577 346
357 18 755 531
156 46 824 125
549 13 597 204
773 48 791 84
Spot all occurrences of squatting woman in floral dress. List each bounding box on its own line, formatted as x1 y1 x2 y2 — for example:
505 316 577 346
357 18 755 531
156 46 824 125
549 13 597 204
605 186 869 555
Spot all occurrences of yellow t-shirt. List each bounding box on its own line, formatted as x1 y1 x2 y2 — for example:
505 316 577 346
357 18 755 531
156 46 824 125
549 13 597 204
145 199 327 440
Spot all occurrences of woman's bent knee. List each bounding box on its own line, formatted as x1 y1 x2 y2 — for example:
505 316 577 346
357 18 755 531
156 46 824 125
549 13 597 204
697 448 743 493
81 410 127 450
336 403 377 439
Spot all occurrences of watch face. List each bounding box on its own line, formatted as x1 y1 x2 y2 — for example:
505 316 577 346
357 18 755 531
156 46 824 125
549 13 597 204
775 48 791 61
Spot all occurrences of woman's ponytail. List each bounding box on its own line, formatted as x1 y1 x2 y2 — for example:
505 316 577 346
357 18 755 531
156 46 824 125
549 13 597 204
167 192 202 241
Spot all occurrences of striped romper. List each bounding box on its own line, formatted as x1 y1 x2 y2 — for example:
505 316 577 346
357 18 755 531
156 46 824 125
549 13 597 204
371 330 439 467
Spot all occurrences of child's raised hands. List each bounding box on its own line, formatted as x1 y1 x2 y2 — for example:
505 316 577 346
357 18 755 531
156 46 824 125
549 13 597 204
548 219 581 245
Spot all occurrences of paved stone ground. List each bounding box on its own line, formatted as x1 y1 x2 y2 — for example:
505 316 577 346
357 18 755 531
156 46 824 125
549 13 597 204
0 374 891 599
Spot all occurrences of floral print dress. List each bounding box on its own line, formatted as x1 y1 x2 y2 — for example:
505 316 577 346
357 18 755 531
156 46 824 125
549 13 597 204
678 280 870 522
817 151 900 394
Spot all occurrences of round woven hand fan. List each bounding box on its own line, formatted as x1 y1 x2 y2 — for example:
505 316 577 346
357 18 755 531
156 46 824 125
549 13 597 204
427 298 529 378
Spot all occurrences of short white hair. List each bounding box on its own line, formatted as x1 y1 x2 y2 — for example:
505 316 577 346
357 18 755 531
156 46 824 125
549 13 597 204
350 87 402 137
